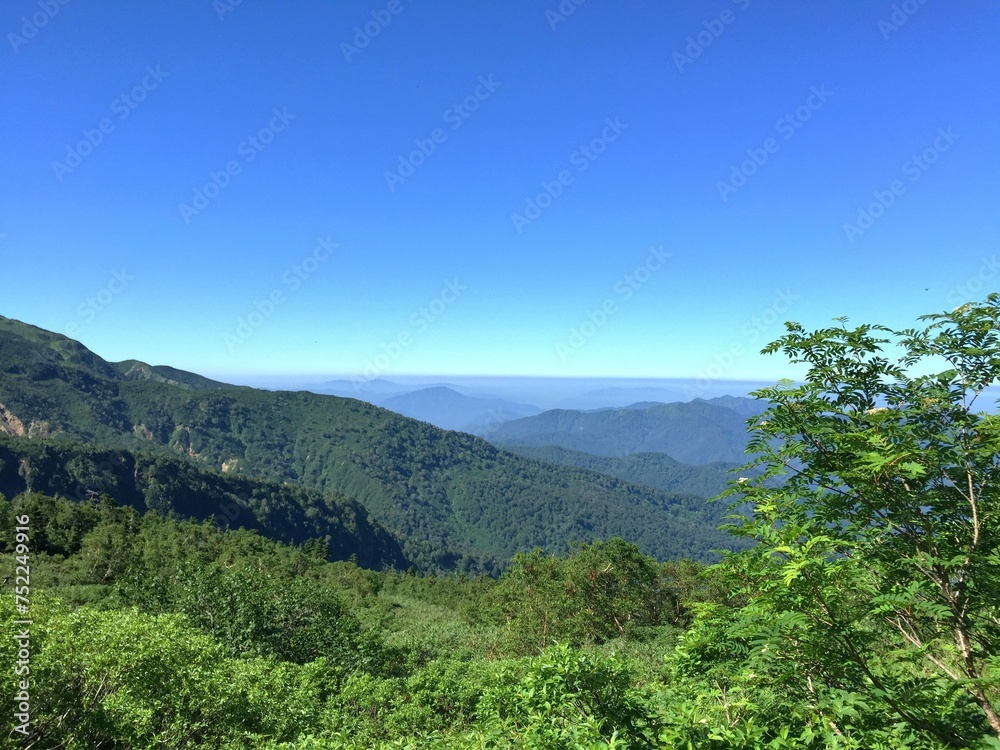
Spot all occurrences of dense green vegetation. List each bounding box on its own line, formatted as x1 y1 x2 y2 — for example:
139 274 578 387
499 444 737 498
3 299 1000 747
0 491 716 749
0 434 407 570
0 315 739 570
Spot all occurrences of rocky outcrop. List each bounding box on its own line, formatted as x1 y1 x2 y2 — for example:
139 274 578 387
0 404 53 438
0 404 26 437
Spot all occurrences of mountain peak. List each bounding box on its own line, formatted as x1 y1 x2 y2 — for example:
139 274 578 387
0 314 230 391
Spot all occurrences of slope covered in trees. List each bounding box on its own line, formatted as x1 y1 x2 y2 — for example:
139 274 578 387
0 434 408 570
0 490 723 749
500 444 737 498
0 315 739 570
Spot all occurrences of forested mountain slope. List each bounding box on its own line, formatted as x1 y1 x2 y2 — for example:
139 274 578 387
499 444 738 498
0 316 744 570
0 434 408 569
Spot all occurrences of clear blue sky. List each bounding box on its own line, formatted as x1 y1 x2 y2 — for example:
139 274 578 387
2 0 998 382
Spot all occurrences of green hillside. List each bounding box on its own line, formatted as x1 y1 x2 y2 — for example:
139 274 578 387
0 316 741 570
500 444 738 498
0 434 408 570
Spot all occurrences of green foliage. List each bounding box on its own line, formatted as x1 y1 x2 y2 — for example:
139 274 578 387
502 444 738 499
0 491 103 556
86 510 395 674
482 539 707 655
475 644 658 749
0 596 322 749
661 593 957 749
319 658 496 746
304 646 659 750
705 296 1000 745
123 563 384 670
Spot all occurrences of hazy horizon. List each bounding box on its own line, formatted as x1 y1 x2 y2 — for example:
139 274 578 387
215 371 776 406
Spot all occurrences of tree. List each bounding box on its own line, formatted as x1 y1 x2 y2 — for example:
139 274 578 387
715 296 1000 745
484 539 676 654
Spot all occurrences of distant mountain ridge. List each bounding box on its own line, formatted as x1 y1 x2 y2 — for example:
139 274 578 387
696 395 767 419
485 398 765 466
380 386 542 433
0 315 747 570
305 377 773 412
311 380 544 434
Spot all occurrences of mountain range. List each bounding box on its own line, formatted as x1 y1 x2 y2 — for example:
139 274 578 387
309 379 543 434
497 445 739 499
484 398 765 465
0 315 755 571
379 386 542 433
308 379 765 464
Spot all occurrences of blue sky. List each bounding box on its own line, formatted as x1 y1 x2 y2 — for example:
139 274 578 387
2 0 998 383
